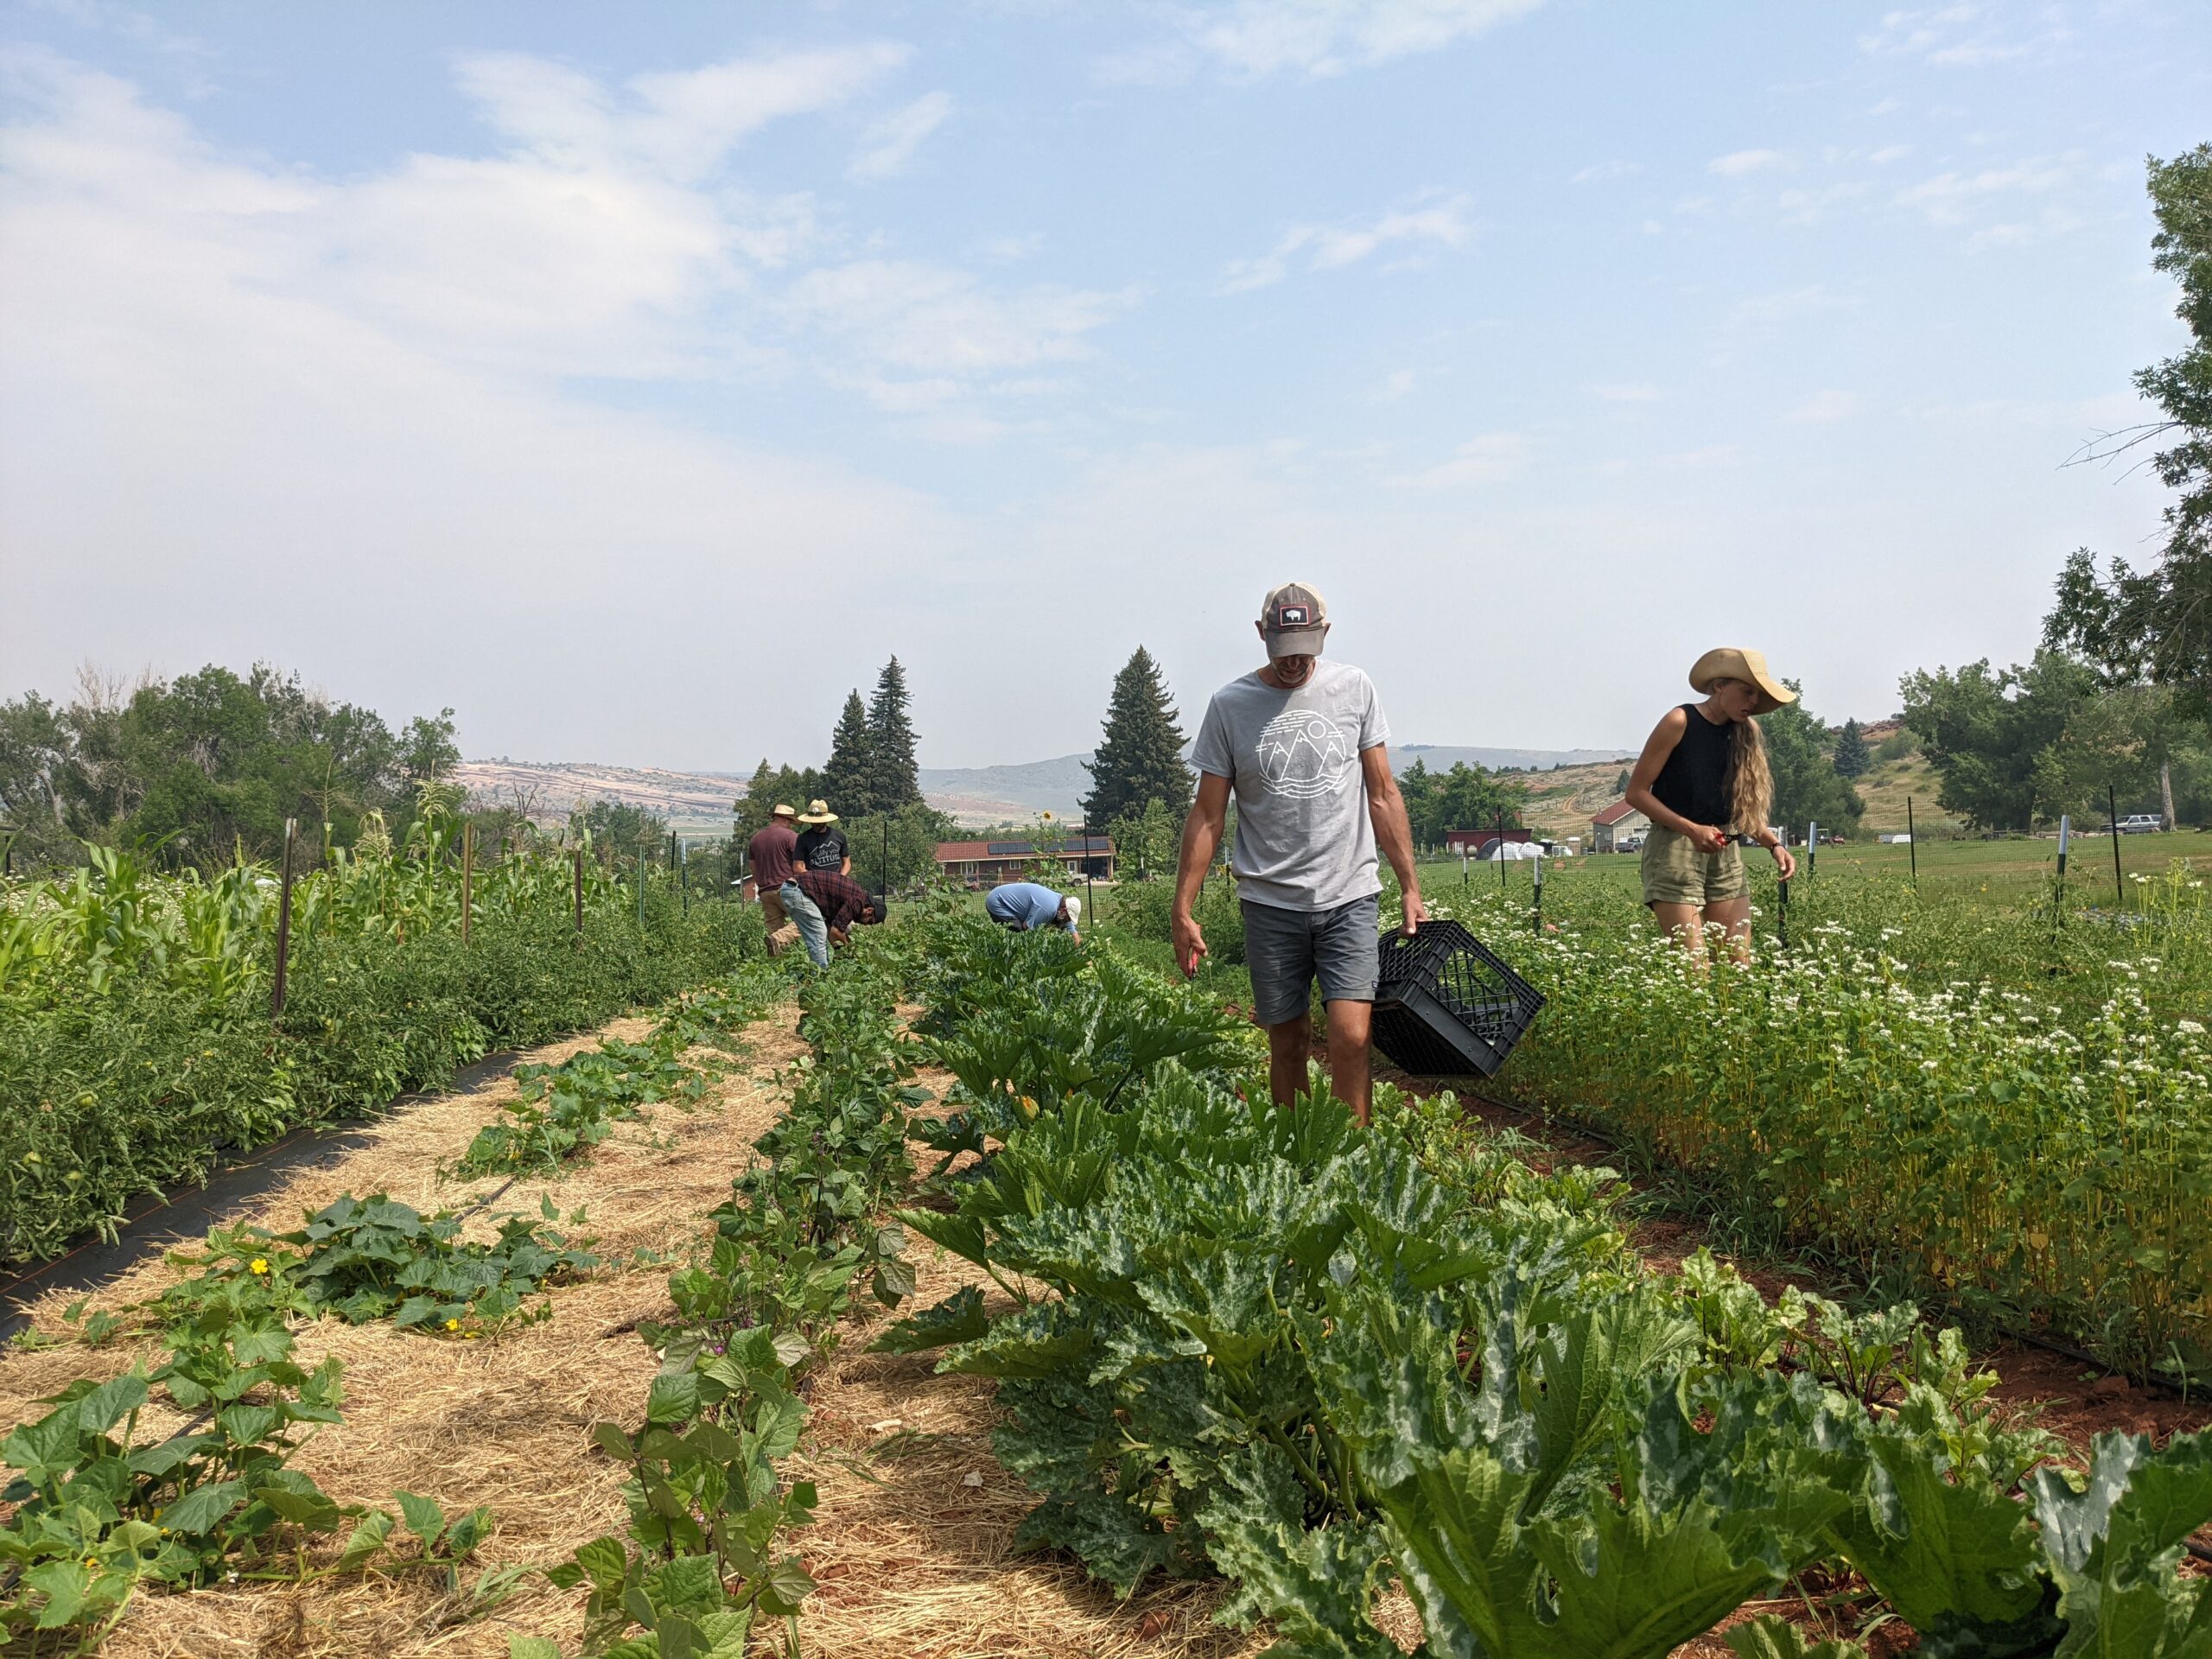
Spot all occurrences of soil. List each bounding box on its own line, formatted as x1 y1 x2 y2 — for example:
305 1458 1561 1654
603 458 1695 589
6 995 2202 1659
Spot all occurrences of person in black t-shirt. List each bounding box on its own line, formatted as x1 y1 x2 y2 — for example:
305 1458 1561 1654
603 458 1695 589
794 800 850 874
1624 648 1799 965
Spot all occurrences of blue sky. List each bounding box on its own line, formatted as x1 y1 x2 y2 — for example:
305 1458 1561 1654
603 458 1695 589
2 1 2206 769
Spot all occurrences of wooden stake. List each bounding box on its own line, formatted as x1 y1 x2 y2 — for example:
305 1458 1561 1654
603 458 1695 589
461 821 474 947
573 847 584 936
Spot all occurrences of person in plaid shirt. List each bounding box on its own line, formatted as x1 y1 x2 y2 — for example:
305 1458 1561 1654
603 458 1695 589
792 867 880 945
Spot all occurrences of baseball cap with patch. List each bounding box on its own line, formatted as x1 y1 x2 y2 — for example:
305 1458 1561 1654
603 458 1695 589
1260 582 1328 659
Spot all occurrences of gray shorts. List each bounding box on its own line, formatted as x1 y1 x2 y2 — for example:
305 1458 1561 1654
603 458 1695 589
1241 894 1382 1027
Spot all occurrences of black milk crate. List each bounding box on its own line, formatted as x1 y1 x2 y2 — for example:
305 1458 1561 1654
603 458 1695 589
1370 919 1546 1078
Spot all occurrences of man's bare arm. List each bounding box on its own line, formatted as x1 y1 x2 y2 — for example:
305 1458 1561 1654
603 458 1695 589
1362 746 1427 934
1171 773 1231 975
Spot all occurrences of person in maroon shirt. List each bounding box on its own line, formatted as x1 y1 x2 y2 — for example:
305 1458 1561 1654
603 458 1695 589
745 804 828 967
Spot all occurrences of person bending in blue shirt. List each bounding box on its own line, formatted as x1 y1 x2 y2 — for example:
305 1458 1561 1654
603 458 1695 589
984 880 1081 943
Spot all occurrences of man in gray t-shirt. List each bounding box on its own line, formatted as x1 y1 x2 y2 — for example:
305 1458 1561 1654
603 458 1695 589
1173 582 1426 1124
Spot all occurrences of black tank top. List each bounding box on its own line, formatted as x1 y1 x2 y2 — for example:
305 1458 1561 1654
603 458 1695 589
1651 704 1735 828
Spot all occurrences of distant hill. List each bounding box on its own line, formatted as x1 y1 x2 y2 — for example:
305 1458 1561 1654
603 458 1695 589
1401 745 1634 773
453 760 743 831
459 741 1643 834
918 744 1636 825
917 754 1097 824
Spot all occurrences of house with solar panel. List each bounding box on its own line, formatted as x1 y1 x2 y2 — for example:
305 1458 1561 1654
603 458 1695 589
934 836 1115 887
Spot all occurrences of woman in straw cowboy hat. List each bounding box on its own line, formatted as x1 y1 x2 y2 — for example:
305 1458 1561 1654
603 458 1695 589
1623 648 1799 963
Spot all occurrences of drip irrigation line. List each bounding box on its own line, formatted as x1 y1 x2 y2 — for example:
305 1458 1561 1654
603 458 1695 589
0 1046 535 1338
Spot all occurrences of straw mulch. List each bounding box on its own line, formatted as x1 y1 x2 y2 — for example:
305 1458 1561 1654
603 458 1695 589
0 998 1818 1658
0 1008 810 1659
791 1246 1271 1659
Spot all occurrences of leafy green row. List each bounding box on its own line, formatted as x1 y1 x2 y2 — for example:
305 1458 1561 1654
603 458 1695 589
525 943 929 1658
883 911 2212 1658
155 1192 601 1337
2 834 771 1266
2 1247 517 1649
0 964 785 1649
1425 877 2212 1382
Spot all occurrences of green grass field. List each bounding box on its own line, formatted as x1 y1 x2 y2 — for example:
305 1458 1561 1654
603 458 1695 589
1418 826 2212 906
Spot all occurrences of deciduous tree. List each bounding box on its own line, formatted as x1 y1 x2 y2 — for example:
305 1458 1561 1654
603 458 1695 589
1763 689 1865 834
2044 146 2212 713
1899 654 2097 831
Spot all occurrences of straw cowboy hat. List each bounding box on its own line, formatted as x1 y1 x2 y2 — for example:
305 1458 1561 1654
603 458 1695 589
771 803 797 819
1689 648 1796 716
796 799 838 825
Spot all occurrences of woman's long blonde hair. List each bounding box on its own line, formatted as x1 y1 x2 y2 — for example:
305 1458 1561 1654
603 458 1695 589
1719 684 1775 836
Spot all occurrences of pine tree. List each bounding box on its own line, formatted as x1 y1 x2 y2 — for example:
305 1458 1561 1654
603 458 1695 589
823 691 874 814
865 657 923 810
1831 717 1871 778
1613 768 1630 794
1082 646 1193 827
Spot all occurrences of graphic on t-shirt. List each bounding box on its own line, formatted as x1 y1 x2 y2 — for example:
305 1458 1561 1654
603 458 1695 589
1255 709 1357 799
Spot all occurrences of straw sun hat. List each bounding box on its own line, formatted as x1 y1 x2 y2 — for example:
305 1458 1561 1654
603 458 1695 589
796 799 839 825
1688 648 1796 716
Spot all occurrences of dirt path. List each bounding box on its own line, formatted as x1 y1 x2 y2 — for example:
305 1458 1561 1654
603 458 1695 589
10 1000 2194 1659
0 1009 810 1659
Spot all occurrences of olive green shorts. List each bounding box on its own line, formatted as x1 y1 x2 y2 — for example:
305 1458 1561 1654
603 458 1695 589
1640 827 1748 907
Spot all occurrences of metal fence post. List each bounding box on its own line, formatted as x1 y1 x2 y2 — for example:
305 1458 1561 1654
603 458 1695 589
461 820 474 948
270 817 296 1020
2108 785 2124 907
573 847 584 937
1906 798 1917 888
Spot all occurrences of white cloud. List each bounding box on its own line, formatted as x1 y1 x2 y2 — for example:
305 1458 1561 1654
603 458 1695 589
1894 157 2073 226
1869 143 1913 165
1859 3 2070 67
1731 284 1860 326
849 90 953 181
0 45 1123 425
1222 194 1472 292
1776 181 1869 226
786 259 1136 379
1708 148 1786 177
29 0 210 63
1787 389 1864 423
1141 0 1549 79
457 44 907 181
1388 431 1529 488
0 54 968 762
1374 367 1418 401
1571 159 1641 184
